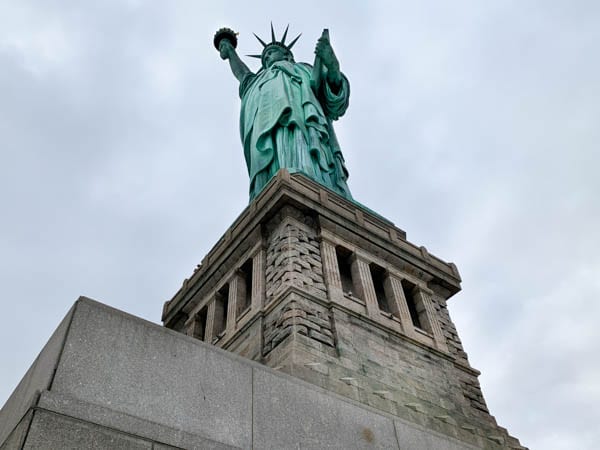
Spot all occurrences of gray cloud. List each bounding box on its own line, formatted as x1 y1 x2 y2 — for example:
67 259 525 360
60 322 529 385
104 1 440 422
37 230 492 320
1 2 598 449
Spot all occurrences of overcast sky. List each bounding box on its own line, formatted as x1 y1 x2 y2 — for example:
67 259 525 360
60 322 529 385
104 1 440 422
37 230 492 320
1 2 599 449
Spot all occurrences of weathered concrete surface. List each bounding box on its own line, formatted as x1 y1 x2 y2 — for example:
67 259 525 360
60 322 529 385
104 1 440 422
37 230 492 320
394 420 480 450
34 391 234 450
1 297 481 449
0 410 33 450
51 299 253 448
253 370 399 449
23 410 153 450
0 304 75 446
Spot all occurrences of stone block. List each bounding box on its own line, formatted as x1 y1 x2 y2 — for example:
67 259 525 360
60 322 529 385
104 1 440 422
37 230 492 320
297 258 312 269
313 282 327 291
296 325 309 336
50 299 253 449
309 315 331 328
304 361 330 376
253 369 399 449
271 327 292 347
308 329 335 347
35 391 235 450
394 419 478 450
296 317 321 332
23 410 152 450
319 328 334 339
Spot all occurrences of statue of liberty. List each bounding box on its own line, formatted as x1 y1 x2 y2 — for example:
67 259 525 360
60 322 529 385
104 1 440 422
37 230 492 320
215 25 352 201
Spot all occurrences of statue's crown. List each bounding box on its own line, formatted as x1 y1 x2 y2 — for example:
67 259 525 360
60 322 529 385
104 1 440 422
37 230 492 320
248 24 301 63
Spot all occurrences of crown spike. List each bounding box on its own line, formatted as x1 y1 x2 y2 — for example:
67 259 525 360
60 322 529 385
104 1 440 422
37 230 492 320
270 22 276 43
247 54 262 59
287 33 302 50
253 33 267 48
281 24 289 44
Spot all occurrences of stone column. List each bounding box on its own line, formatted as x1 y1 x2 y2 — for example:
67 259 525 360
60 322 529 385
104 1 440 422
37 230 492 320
251 250 265 310
416 287 448 352
227 275 240 336
387 274 417 338
350 253 379 319
205 300 217 342
320 238 343 303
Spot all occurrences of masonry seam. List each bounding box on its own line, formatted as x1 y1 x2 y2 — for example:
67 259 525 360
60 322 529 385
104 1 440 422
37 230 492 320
251 367 255 450
392 420 401 450
46 301 79 394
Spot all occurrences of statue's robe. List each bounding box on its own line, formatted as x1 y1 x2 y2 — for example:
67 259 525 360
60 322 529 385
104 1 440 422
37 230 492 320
239 60 352 200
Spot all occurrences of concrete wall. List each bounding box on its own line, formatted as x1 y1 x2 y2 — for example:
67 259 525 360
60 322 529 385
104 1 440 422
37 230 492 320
1 297 480 449
0 304 75 446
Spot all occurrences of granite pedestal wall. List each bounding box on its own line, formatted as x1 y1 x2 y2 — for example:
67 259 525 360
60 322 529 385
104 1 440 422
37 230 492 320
162 170 526 449
1 297 482 450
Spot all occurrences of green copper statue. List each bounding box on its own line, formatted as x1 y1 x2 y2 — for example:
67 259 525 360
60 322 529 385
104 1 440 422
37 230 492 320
215 25 352 201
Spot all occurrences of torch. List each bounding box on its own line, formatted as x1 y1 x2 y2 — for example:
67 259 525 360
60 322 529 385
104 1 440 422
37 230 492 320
213 27 238 52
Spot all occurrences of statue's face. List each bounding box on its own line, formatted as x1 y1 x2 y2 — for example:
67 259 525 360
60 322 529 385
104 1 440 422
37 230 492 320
263 46 290 68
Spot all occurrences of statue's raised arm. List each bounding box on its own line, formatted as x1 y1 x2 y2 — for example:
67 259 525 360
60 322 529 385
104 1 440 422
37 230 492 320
214 25 352 202
215 28 253 83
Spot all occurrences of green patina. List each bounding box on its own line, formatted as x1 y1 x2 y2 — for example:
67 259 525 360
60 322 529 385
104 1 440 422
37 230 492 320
217 25 352 201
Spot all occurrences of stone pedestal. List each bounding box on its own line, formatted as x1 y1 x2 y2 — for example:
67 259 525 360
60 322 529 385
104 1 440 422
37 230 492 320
162 170 526 449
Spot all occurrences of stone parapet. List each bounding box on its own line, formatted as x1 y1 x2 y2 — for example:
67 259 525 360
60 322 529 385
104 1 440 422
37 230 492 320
162 170 461 327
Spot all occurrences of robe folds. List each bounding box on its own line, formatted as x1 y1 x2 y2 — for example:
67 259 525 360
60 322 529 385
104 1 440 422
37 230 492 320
239 61 352 200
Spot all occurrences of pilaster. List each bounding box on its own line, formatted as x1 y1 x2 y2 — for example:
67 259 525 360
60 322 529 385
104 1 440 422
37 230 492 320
227 275 240 336
385 273 417 338
417 287 448 352
205 299 216 342
350 252 379 319
320 237 344 303
251 250 265 311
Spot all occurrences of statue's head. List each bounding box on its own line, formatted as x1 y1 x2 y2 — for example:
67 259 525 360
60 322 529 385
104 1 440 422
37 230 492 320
249 24 301 69
262 44 294 68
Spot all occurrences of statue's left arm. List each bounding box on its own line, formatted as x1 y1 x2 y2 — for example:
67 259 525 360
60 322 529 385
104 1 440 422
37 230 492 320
313 33 350 120
315 34 342 91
